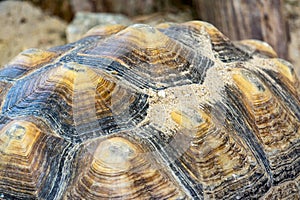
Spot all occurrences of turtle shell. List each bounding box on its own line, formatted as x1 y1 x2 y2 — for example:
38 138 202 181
0 21 300 199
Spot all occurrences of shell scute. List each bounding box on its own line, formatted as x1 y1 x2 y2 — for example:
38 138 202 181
0 118 72 199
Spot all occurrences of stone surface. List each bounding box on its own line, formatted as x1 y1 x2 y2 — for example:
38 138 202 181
284 0 300 78
27 0 73 22
132 10 193 26
26 0 192 22
66 12 132 42
0 1 67 68
66 10 193 42
70 0 176 17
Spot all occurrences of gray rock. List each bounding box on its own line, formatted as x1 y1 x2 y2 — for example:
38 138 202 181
66 12 133 42
284 0 300 78
66 11 193 43
132 11 194 26
0 1 67 68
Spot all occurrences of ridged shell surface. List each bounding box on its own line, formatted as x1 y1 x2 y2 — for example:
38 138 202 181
0 21 300 199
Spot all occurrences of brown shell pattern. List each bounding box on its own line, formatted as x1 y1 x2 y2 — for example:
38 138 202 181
0 21 300 199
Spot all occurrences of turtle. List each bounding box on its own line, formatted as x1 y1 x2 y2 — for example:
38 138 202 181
0 21 299 200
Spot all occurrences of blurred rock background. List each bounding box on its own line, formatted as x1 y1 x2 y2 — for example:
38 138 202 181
284 0 300 77
0 0 299 77
0 1 66 67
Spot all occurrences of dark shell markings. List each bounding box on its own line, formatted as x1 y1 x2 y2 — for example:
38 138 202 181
0 21 300 199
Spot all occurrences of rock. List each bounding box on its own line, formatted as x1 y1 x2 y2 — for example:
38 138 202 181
66 12 132 42
132 10 193 26
284 0 300 78
27 0 193 22
27 0 73 22
66 10 193 43
0 1 67 68
70 0 173 17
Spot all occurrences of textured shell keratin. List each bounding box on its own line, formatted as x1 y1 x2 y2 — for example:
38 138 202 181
0 21 300 199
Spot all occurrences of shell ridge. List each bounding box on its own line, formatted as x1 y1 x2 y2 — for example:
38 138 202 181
135 125 204 199
220 91 273 193
256 68 300 120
